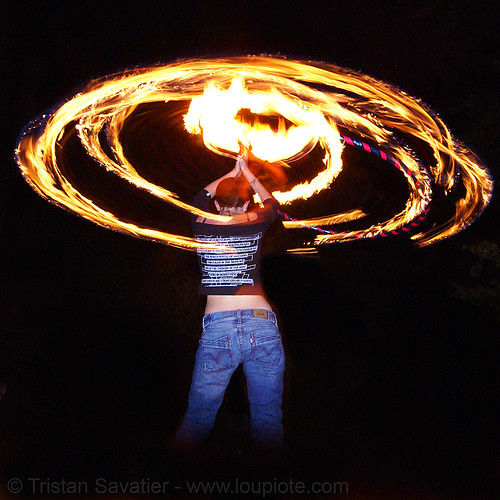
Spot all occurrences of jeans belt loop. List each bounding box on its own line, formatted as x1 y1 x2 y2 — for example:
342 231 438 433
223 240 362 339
270 310 277 326
202 313 210 329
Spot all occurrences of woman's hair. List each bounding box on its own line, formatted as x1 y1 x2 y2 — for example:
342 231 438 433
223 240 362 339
214 177 252 208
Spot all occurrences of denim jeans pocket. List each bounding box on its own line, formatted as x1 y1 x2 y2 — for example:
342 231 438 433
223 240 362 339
250 328 283 367
200 335 234 373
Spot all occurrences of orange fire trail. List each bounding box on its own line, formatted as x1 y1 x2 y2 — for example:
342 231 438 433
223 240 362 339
15 56 493 249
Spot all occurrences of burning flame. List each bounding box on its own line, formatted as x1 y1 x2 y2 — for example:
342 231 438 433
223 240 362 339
184 76 320 163
184 76 344 204
15 56 493 249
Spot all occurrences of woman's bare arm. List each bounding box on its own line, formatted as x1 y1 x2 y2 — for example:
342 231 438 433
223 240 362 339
238 147 273 202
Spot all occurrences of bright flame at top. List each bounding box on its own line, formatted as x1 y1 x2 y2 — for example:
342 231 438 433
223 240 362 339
14 56 493 249
185 76 328 162
183 76 344 204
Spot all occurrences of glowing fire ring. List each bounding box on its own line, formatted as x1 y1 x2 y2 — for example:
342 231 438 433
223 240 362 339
14 56 493 249
281 133 431 239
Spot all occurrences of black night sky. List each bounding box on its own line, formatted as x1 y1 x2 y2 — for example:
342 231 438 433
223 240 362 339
1 1 499 498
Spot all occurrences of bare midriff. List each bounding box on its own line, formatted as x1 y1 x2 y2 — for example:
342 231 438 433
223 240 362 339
204 294 273 315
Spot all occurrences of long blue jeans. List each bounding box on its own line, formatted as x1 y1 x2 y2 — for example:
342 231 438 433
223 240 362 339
176 309 285 448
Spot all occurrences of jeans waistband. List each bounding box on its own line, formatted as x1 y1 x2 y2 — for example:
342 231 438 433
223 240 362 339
203 309 277 329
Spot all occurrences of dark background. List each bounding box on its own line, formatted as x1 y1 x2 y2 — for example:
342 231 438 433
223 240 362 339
1 1 499 498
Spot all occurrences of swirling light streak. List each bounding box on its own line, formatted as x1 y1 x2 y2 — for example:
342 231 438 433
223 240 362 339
15 56 492 250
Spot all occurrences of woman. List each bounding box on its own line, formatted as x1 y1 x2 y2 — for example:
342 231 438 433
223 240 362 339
176 146 285 449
